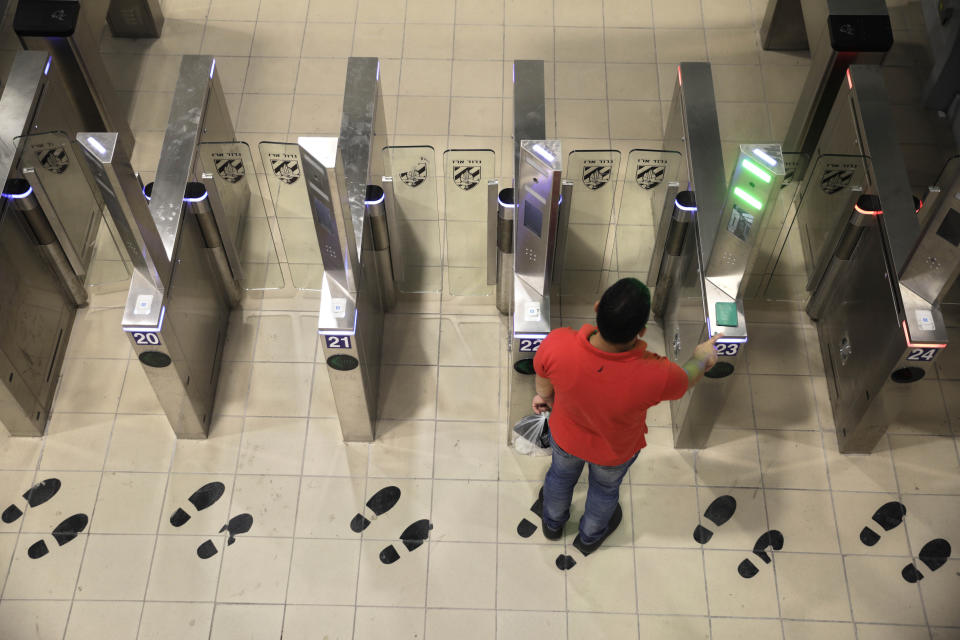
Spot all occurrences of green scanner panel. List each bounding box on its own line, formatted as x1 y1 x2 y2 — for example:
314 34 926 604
714 302 739 327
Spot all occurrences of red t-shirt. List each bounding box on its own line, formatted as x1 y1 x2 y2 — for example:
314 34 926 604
533 324 688 466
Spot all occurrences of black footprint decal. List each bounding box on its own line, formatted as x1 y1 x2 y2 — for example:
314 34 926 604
555 554 576 570
693 495 736 544
380 519 432 564
170 482 225 527
738 530 784 578
902 539 951 583
28 514 88 559
351 486 401 533
516 488 544 538
2 478 61 523
196 513 254 559
860 502 906 546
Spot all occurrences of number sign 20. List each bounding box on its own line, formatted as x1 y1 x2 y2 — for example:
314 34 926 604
518 338 543 353
325 335 353 349
906 348 939 362
132 332 161 346
715 343 740 357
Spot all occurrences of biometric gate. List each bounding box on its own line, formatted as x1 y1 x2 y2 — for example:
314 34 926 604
80 55 281 438
299 58 389 443
505 60 564 434
795 65 960 453
0 50 128 436
648 63 785 449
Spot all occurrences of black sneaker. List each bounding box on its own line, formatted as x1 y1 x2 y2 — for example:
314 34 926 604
542 522 563 540
572 503 622 556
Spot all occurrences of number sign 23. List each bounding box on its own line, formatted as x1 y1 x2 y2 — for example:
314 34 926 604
715 343 740 357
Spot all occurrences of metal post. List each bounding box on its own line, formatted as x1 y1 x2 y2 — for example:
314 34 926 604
496 187 515 315
365 184 396 311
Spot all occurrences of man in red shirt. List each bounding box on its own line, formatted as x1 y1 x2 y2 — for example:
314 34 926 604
532 277 720 556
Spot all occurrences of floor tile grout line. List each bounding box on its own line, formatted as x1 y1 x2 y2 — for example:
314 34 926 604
58 356 133 640
207 251 267 638
885 429 935 637
271 6 318 635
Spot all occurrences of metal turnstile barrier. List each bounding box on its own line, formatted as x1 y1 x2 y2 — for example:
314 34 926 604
14 0 137 156
649 63 785 449
753 0 893 296
505 60 565 436
794 65 960 453
0 50 131 436
80 55 281 438
299 57 390 442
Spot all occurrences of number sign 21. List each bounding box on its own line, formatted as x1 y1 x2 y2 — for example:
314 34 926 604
325 335 352 349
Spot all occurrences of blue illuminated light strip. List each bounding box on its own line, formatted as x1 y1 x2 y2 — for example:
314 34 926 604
364 193 385 206
497 197 516 209
674 198 697 212
184 190 209 204
2 186 33 199
318 310 358 337
44 57 51 76
514 332 548 339
715 336 748 344
123 305 166 333
209 59 216 79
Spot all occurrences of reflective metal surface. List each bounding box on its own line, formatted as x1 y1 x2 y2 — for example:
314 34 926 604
442 148 496 296
0 52 76 436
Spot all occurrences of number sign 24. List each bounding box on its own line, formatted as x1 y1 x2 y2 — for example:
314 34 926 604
906 348 939 362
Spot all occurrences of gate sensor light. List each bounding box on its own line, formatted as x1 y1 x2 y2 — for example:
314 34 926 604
733 187 762 210
752 148 777 167
741 158 772 183
901 321 946 349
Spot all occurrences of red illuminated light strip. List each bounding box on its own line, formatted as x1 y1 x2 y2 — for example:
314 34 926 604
677 66 682 86
847 68 853 89
901 321 946 349
854 199 923 216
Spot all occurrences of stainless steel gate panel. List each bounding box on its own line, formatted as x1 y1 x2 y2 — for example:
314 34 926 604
309 56 385 443
383 146 441 294
443 148 497 297
0 52 75 436
556 150 620 298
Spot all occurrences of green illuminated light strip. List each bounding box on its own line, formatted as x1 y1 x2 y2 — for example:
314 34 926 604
741 158 771 183
734 187 762 210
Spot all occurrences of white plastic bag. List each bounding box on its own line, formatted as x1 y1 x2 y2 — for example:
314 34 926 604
512 412 552 456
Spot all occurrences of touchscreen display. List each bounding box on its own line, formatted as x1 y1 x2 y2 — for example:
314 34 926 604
523 197 543 237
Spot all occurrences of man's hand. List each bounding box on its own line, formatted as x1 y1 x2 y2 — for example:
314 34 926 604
693 333 723 370
532 394 553 415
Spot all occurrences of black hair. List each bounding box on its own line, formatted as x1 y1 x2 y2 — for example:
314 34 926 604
596 278 651 344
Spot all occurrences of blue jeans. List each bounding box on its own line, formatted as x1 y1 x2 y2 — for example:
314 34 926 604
541 436 639 544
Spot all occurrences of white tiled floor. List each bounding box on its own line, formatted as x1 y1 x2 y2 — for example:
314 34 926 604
1 0 960 639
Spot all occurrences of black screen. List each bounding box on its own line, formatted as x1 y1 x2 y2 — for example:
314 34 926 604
523 197 543 237
936 208 960 247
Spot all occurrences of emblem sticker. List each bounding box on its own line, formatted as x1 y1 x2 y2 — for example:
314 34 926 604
582 161 613 190
271 158 300 185
452 162 481 191
36 145 69 174
400 157 428 188
636 161 665 190
214 157 245 184
820 168 854 195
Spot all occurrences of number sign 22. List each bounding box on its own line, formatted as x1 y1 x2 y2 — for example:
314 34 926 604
518 338 543 353
132 332 161 346
715 343 740 357
906 348 939 362
325 335 353 349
